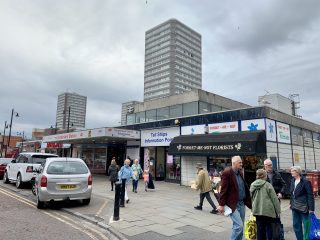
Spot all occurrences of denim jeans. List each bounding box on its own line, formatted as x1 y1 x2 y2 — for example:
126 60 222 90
199 192 217 209
292 209 309 240
132 179 138 191
230 201 245 240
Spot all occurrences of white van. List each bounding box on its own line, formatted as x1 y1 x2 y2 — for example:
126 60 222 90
3 152 58 188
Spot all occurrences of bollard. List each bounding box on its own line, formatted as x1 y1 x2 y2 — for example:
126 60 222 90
113 181 121 221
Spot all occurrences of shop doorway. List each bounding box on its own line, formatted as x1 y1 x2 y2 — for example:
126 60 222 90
143 147 166 181
208 155 264 186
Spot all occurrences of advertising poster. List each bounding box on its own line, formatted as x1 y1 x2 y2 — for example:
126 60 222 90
276 122 291 144
265 119 277 142
181 124 206 135
208 121 238 133
241 118 266 131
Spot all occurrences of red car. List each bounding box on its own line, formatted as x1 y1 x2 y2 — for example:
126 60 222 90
0 158 13 179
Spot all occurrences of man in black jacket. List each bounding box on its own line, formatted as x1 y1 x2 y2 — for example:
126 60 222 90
264 159 286 240
264 159 286 199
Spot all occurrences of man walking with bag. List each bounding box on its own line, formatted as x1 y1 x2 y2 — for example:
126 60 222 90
217 156 252 240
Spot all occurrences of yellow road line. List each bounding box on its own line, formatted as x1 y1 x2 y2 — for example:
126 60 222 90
96 200 108 216
55 213 109 240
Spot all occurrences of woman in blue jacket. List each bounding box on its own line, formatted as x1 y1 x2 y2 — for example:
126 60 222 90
118 159 136 207
290 166 315 240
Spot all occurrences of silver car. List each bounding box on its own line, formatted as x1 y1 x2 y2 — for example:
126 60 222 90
35 157 92 209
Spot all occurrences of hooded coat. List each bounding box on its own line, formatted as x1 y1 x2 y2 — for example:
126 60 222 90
108 164 119 182
250 179 281 218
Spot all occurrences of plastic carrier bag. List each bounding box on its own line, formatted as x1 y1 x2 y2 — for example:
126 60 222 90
245 213 257 240
309 213 320 240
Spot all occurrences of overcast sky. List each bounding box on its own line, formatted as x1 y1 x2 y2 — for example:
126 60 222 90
1 0 320 139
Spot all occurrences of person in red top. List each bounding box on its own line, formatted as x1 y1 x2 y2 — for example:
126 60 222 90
217 156 252 240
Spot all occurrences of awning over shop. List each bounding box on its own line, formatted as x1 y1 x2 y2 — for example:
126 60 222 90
168 130 266 156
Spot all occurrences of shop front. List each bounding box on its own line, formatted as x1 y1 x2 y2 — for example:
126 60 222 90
42 127 140 174
141 127 180 182
168 130 267 186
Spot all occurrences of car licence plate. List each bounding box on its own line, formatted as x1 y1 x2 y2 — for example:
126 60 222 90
60 184 76 190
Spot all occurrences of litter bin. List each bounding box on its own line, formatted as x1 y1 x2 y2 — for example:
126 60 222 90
306 171 319 197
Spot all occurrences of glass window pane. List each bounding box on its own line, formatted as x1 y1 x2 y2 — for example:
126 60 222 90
212 105 222 112
157 107 169 120
169 105 182 118
136 112 146 123
146 110 156 122
126 114 135 125
291 127 303 146
199 102 211 114
183 102 198 116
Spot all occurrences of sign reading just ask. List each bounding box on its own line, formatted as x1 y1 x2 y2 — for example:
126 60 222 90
141 127 180 147
208 121 238 133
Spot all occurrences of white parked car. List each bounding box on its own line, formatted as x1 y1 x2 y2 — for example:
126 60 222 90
35 157 92 209
3 152 58 188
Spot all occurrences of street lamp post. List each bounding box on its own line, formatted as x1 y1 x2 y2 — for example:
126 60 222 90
1 121 9 157
5 109 19 157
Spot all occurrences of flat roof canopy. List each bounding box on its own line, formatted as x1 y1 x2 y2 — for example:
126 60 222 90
42 127 140 145
168 130 266 156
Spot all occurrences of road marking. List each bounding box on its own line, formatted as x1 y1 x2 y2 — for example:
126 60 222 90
96 200 108 216
53 212 109 240
0 187 106 240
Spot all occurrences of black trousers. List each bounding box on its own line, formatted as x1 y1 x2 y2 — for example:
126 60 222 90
255 215 274 240
199 192 216 209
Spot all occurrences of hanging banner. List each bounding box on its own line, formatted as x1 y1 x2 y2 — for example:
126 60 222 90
276 122 291 144
181 124 206 135
265 119 277 142
241 119 265 131
208 121 238 133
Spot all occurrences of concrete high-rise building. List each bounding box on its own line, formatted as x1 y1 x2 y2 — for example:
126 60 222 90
56 92 87 130
144 19 202 101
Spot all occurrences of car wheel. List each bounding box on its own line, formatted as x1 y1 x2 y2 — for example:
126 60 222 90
16 173 23 188
37 195 45 209
3 172 9 184
82 198 91 205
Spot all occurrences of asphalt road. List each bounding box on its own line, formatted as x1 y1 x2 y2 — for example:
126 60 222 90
0 186 113 240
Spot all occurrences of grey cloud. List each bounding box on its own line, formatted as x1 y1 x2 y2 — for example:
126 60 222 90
1 0 320 138
220 0 320 54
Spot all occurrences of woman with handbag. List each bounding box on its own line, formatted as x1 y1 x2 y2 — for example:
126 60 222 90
250 169 281 240
290 166 315 240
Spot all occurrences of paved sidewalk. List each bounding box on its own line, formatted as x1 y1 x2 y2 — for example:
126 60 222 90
91 175 303 240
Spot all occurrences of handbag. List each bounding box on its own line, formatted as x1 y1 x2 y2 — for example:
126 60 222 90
309 213 320 240
271 218 284 240
291 198 308 214
245 213 257 240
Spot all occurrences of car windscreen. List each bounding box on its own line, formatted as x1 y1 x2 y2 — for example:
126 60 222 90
47 161 88 175
31 155 57 164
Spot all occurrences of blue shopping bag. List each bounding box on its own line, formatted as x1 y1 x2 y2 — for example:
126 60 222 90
309 213 320 240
